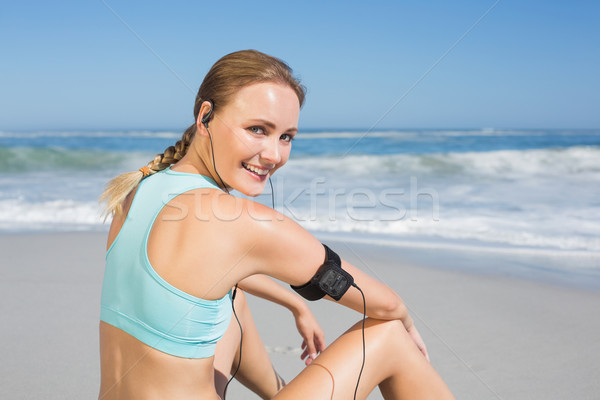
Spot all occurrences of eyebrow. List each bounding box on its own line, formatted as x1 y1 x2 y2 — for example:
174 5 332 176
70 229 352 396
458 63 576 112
248 119 298 133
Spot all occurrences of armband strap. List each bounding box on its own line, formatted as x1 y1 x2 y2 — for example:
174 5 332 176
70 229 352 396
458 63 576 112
291 244 354 301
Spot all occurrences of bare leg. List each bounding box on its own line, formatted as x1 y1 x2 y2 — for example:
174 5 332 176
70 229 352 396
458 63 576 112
274 318 454 400
214 290 284 399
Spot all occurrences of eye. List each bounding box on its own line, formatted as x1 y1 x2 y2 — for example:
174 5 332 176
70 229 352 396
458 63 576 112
280 133 295 143
248 126 264 135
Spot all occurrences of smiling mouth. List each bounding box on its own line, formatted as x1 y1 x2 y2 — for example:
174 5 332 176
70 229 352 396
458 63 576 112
242 162 270 176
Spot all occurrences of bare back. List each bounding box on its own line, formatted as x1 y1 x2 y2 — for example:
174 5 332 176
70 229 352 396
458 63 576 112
99 188 222 400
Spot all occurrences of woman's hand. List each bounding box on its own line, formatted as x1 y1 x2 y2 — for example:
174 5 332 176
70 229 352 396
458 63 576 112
407 324 430 362
236 275 326 365
293 304 326 366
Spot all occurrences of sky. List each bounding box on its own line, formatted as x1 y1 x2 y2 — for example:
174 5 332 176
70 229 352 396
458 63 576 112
0 0 599 131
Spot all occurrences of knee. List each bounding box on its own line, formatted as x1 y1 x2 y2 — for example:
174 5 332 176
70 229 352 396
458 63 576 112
365 317 404 333
364 319 411 348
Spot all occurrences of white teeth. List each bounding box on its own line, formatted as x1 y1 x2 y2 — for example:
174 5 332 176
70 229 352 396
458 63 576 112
243 163 269 176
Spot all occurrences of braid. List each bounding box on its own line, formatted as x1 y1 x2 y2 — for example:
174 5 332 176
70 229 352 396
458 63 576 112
146 124 196 176
99 124 197 218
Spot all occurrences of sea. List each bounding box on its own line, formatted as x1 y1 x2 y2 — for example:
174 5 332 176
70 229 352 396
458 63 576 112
1 128 599 286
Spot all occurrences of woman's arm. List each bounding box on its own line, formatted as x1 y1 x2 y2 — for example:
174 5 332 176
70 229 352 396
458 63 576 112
331 260 414 328
186 194 415 331
237 274 310 314
241 202 415 331
237 274 326 365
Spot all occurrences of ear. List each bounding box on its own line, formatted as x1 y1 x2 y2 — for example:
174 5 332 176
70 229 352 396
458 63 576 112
195 100 214 136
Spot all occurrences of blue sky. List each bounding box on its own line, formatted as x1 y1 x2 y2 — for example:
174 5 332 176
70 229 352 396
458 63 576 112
1 0 598 131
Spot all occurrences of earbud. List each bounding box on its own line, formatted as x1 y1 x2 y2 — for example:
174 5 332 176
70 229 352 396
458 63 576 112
201 99 214 128
201 98 229 195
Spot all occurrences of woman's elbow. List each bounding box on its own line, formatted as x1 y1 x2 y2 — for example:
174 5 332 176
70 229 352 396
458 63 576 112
371 293 405 320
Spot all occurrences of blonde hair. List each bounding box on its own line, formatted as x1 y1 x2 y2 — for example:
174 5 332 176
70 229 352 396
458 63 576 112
100 50 306 217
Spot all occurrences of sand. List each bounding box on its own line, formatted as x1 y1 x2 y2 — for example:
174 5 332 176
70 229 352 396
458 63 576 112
1 232 599 399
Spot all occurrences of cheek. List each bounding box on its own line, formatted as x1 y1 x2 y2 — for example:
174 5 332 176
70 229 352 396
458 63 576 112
230 139 258 164
269 147 291 176
226 129 258 155
279 146 292 166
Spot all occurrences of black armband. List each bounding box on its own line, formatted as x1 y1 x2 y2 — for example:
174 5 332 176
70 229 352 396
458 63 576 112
291 244 354 301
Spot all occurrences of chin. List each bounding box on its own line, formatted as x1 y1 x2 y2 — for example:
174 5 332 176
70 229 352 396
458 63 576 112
232 170 271 197
236 183 267 198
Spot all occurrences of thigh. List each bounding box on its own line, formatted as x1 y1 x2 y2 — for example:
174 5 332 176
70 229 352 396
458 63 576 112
273 318 414 400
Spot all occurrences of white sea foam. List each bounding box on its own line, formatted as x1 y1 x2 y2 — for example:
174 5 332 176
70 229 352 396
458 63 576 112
288 212 600 252
0 199 107 232
1 130 598 257
2 194 598 254
287 146 600 179
267 146 600 253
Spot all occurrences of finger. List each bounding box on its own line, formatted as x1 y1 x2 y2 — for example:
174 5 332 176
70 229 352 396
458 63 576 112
301 350 317 365
300 339 310 360
315 331 326 352
301 349 309 360
305 337 317 360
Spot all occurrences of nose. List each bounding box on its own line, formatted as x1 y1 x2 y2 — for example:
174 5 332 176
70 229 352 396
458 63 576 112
260 137 281 165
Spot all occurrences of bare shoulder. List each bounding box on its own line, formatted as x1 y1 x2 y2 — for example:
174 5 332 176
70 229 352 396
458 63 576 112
186 189 324 283
148 188 325 296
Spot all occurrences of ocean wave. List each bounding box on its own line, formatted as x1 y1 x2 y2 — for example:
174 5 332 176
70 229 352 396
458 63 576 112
1 132 598 256
314 232 600 260
3 129 596 142
0 199 108 232
286 146 600 179
0 146 153 172
4 143 595 179
4 143 598 178
3 196 596 253
289 213 600 252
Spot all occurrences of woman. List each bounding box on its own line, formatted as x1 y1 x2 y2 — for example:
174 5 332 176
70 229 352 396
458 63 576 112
99 50 454 399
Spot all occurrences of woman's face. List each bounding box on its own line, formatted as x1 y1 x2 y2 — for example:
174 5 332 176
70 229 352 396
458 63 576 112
207 82 300 197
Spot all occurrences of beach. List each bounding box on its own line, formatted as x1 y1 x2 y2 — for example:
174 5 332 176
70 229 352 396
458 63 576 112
3 0 599 395
2 232 599 399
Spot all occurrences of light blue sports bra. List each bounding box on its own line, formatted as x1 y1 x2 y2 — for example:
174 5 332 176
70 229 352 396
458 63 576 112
100 167 232 358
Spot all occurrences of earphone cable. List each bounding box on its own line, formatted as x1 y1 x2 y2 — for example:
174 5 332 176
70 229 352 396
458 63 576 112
206 125 229 194
351 283 366 400
223 285 242 399
268 177 275 208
